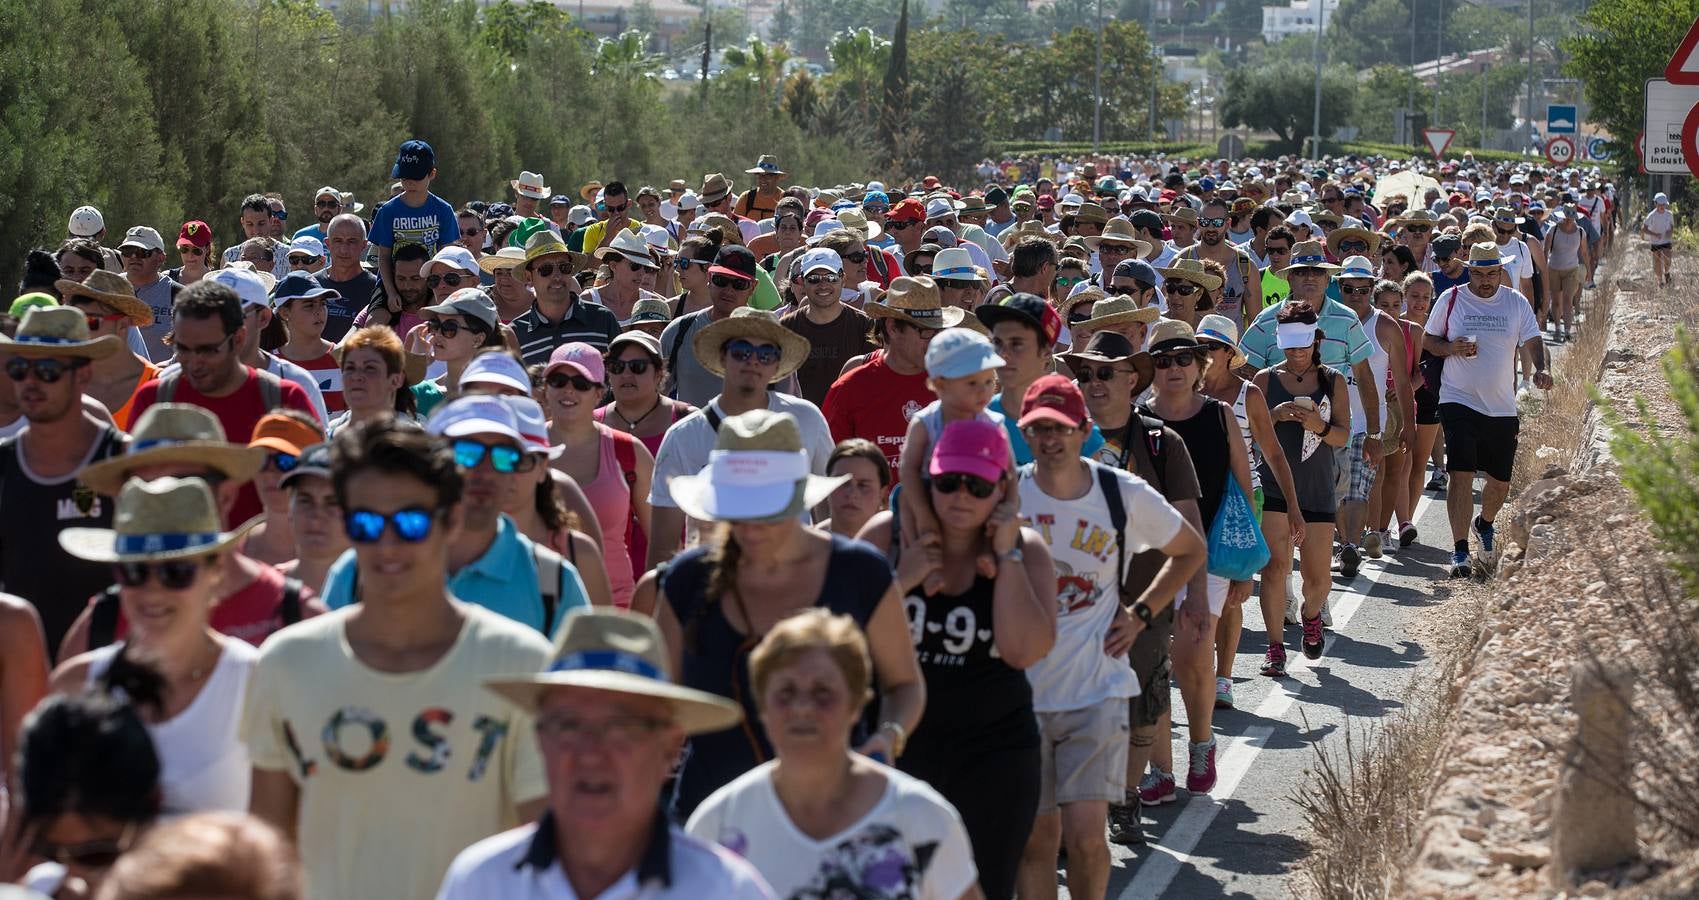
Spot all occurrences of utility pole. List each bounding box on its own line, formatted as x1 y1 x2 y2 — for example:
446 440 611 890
1433 0 1444 128
1525 0 1535 139
700 19 712 110
1093 0 1103 152
1148 0 1159 139
1407 0 1416 144
1309 0 1325 159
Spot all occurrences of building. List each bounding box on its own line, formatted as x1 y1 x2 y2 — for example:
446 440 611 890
552 0 702 53
1261 0 1339 43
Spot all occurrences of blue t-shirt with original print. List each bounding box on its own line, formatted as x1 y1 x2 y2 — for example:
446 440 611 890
369 192 459 255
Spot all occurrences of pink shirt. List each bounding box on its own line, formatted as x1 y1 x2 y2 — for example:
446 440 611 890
577 423 637 608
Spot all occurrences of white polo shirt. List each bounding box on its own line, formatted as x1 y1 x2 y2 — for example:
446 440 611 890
435 813 774 899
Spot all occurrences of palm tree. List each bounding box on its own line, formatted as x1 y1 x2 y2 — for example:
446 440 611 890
720 35 792 102
592 30 657 79
825 27 890 102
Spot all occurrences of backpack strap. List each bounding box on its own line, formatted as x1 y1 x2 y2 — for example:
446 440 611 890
611 429 639 495
88 585 124 650
157 370 179 404
1092 461 1129 601
533 540 564 634
1138 414 1169 496
253 365 285 411
665 311 697 396
278 577 303 625
704 404 723 434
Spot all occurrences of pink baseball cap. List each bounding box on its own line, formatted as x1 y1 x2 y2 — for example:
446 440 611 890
544 341 605 382
930 419 1010 483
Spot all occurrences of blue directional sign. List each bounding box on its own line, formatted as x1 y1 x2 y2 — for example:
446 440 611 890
1547 104 1578 135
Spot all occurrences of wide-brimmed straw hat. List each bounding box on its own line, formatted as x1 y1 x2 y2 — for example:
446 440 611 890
81 404 266 496
485 607 744 735
55 270 155 327
1276 239 1342 277
692 307 810 381
1325 218 1380 257
1465 241 1516 268
1078 293 1160 330
835 208 883 242
1147 317 1205 354
700 173 734 206
478 246 527 275
1058 330 1154 396
1083 216 1152 255
1194 313 1249 368
0 306 121 359
667 409 849 524
60 476 260 563
865 276 966 330
594 229 660 270
519 230 573 282
1166 207 1200 226
1158 258 1224 292
744 155 787 177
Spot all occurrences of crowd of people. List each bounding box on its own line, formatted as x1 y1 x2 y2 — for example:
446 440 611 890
0 139 1643 899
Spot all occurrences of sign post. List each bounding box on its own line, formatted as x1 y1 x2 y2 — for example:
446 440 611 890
1643 78 1699 174
1420 127 1455 161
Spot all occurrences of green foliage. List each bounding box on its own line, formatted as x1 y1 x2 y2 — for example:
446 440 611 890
1603 330 1699 597
1564 0 1699 177
1219 61 1358 148
880 0 912 166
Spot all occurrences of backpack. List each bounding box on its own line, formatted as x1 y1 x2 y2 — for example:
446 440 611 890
611 427 640 506
1015 458 1147 602
157 365 284 411
88 576 304 650
665 308 709 397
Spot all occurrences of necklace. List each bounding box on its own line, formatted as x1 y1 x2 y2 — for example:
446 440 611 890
612 397 664 431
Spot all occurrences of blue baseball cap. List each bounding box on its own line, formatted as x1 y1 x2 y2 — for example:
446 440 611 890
863 190 890 207
924 327 1005 380
1199 176 1217 191
392 139 435 180
270 271 339 306
1111 258 1159 289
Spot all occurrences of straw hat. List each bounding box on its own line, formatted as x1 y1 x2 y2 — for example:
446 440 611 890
60 476 260 563
81 404 266 496
623 297 673 334
594 229 659 270
692 307 810 382
1465 241 1516 268
1058 330 1154 395
55 270 155 327
835 208 883 242
485 607 744 735
1083 216 1152 255
519 230 573 282
744 155 786 177
1194 313 1249 369
667 409 849 524
700 173 734 206
1309 209 1342 229
865 276 966 330
0 306 121 359
1276 239 1342 277
1147 317 1204 354
1078 293 1160 330
1393 209 1440 228
578 181 604 204
1157 258 1223 292
1325 218 1379 257
1166 207 1200 226
478 246 527 275
1073 202 1110 226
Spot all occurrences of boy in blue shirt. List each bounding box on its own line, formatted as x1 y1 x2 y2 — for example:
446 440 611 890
372 140 460 317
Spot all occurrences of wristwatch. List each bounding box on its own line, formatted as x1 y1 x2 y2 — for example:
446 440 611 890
878 721 908 758
1129 602 1153 624
998 546 1024 565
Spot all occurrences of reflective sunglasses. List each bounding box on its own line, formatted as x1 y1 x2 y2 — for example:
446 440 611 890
112 558 206 590
452 439 533 473
5 357 86 383
606 358 653 375
1073 365 1127 384
710 274 753 291
271 209 288 221
932 472 998 498
177 245 206 256
1199 216 1228 228
1152 352 1197 369
345 507 437 543
265 451 300 472
426 272 474 289
85 312 128 331
1055 276 1083 288
426 319 464 339
889 220 919 231
1167 282 1200 296
803 272 841 285
545 371 599 392
1340 284 1373 296
532 262 571 278
724 339 782 365
674 258 704 272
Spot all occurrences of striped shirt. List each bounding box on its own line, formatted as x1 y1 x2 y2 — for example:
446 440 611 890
509 298 621 365
1240 296 1372 372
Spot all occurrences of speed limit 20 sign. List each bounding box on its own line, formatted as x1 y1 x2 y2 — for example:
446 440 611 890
1546 136 1576 166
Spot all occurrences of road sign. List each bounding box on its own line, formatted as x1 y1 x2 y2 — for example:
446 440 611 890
1545 136 1576 166
1667 17 1699 85
1586 135 1611 161
1421 127 1455 160
1547 104 1578 134
1643 78 1699 173
1682 102 1699 178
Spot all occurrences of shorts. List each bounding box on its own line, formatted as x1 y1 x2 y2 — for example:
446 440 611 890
1415 383 1440 425
1338 436 1377 504
1440 402 1519 484
1037 702 1130 812
1260 493 1337 525
1550 266 1582 300
1651 243 1673 253
1127 606 1174 728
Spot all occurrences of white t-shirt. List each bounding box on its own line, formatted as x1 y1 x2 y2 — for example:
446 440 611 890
1499 237 1533 290
1018 464 1185 711
1644 208 1674 243
1424 284 1540 417
686 761 976 900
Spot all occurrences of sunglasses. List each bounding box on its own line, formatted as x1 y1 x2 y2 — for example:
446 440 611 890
1073 365 1128 384
426 272 474 289
1338 240 1368 253
889 220 919 231
1055 276 1083 288
937 278 978 291
724 339 782 365
1068 310 1095 325
265 451 299 472
177 245 205 256
840 251 868 264
5 357 86 383
532 261 572 278
545 371 599 392
604 202 629 215
910 261 934 274
1098 243 1132 255
84 312 128 331
932 472 998 498
606 358 653 375
1265 246 1291 255
119 247 154 260
1152 352 1197 369
1340 284 1373 295
1199 217 1228 228
1402 224 1432 234
1167 282 1200 296
803 272 841 285
625 260 651 273
426 319 465 339
452 439 535 473
1495 227 1516 236
345 507 437 543
674 258 704 272
112 558 206 590
864 205 889 213
271 210 288 221
710 274 753 291
315 199 342 208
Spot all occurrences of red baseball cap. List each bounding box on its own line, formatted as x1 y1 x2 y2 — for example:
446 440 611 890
1036 195 1055 209
1018 374 1088 429
922 175 940 188
887 198 927 223
176 220 213 249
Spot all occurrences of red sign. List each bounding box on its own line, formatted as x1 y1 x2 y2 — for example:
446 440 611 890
1638 130 1649 174
1667 17 1699 85
1421 128 1455 160
1682 104 1699 178
1545 135 1576 166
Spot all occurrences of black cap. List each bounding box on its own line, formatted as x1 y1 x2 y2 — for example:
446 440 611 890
708 245 758 280
984 187 1009 206
1128 210 1165 236
280 443 334 489
975 292 1060 345
1432 235 1462 256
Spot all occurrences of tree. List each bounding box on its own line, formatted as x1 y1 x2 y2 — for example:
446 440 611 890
1219 60 1358 148
770 2 795 45
1564 0 1699 172
879 0 911 166
721 36 793 101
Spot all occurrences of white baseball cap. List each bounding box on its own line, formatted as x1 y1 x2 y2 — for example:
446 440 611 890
425 395 523 443
420 245 479 278
287 236 326 259
567 205 594 226
205 267 274 310
800 248 842 275
457 352 531 394
677 191 701 211
118 226 165 254
68 206 105 238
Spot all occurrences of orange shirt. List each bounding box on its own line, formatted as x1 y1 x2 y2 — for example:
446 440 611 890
112 362 161 431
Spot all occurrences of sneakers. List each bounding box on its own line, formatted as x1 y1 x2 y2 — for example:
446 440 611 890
1320 595 1333 627
1187 739 1218 793
1261 643 1288 677
1284 572 1303 623
1108 798 1145 845
1215 676 1235 708
1426 470 1448 492
1473 516 1495 555
1139 768 1177 805
1399 521 1418 548
1450 549 1472 578
1301 614 1325 659
1340 544 1361 578
1363 530 1383 559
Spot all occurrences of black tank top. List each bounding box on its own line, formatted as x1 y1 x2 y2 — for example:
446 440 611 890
1141 397 1233 526
0 425 126 655
902 575 1037 752
663 533 894 817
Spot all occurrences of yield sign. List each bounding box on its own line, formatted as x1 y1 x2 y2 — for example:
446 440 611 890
1667 16 1699 85
1421 127 1456 160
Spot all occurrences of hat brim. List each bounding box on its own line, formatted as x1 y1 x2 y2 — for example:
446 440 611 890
1081 235 1151 256
744 167 787 177
691 316 811 382
1466 256 1516 268
59 515 261 564
478 253 526 275
484 670 745 736
279 465 333 488
1156 268 1224 292
1080 305 1161 330
56 280 156 327
1276 260 1342 277
1195 336 1249 370
594 246 659 269
1325 228 1379 255
0 332 122 360
866 303 966 331
80 444 267 497
669 471 849 524
511 180 551 199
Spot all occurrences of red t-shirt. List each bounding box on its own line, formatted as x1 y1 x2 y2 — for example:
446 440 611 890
129 367 319 526
822 350 935 476
102 563 317 647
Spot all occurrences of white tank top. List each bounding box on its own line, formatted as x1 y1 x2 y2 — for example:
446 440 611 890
87 637 257 814
1347 310 1389 436
1231 380 1262 491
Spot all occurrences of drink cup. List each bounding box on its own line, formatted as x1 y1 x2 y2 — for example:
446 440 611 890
1457 335 1478 358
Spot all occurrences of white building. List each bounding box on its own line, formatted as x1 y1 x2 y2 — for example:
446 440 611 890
1262 0 1339 43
